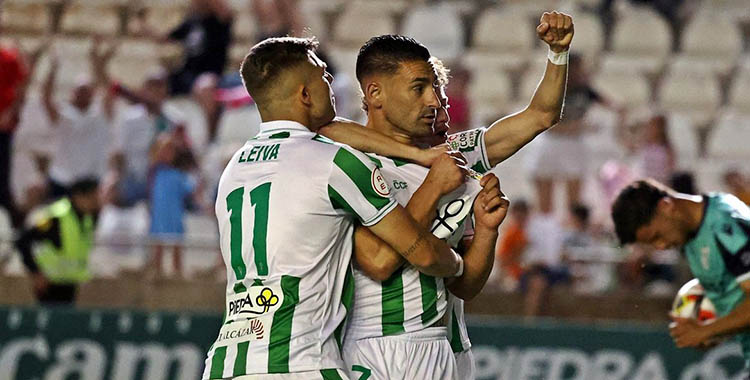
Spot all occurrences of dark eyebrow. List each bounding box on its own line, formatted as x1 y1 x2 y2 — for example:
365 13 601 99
410 77 431 85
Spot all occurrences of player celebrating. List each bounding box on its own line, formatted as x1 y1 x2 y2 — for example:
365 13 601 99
322 12 574 378
321 35 510 379
612 180 750 376
203 37 463 380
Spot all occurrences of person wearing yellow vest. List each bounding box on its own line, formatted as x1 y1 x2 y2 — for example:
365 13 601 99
15 178 100 304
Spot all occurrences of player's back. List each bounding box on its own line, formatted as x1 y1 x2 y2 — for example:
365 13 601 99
204 121 395 378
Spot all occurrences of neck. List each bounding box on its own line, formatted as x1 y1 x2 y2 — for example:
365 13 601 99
259 106 314 131
673 193 706 236
365 111 413 145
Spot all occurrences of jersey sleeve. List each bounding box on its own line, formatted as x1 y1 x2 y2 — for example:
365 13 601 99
327 146 398 226
715 215 750 283
445 127 491 174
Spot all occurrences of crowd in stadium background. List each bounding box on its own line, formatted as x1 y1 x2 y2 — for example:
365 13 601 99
0 0 749 315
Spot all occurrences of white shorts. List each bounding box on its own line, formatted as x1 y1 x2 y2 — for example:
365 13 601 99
455 349 476 380
232 369 349 379
343 327 457 380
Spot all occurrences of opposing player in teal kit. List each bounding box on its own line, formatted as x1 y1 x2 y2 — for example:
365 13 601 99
612 179 750 375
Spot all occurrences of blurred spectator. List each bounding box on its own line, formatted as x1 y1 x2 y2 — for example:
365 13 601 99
135 0 233 142
724 168 750 204
526 53 624 214
444 64 471 133
43 38 118 198
619 245 677 295
148 133 200 279
14 178 101 304
563 204 594 252
521 210 569 317
633 113 675 183
495 199 530 291
669 171 696 195
251 0 303 40
111 70 182 206
0 39 46 227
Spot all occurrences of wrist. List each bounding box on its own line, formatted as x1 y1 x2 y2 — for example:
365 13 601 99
474 223 500 236
548 47 570 64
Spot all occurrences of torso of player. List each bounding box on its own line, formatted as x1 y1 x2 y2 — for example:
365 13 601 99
207 121 395 376
347 154 481 341
684 193 750 318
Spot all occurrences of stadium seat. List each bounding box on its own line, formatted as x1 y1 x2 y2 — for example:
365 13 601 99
464 7 534 72
216 105 262 145
516 56 549 101
666 112 700 161
127 4 187 37
331 3 397 48
593 69 651 109
502 0 560 18
0 2 51 35
326 46 359 81
232 11 257 42
401 3 465 62
60 3 122 37
300 0 346 13
728 67 750 114
707 112 750 159
658 66 720 126
673 12 742 76
469 69 512 127
565 13 604 64
601 8 671 75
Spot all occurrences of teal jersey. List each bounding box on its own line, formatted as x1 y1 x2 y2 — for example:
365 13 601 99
683 193 750 365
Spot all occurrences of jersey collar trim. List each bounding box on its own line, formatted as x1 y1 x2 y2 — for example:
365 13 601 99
257 120 312 136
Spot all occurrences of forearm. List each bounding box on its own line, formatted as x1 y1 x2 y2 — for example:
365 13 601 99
447 226 498 300
704 296 750 339
320 120 423 162
527 59 567 124
353 226 404 281
405 182 443 229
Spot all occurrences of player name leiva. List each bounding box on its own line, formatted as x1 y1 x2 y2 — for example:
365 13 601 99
238 143 280 163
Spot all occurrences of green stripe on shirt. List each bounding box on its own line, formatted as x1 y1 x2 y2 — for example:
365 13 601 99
419 273 439 324
320 369 345 380
209 346 227 379
333 148 390 210
328 185 356 215
268 275 301 373
233 341 249 376
449 309 464 353
381 268 405 336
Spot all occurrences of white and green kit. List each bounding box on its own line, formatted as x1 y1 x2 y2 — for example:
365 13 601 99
343 150 482 379
203 120 397 379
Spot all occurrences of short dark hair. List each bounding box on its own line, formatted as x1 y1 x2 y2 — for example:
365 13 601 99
70 178 99 196
356 35 431 83
240 37 319 104
611 180 670 245
570 203 590 226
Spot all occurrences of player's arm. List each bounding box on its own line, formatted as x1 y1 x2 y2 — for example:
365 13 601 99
482 11 573 167
354 153 468 281
89 36 118 121
319 118 448 167
446 173 509 300
671 217 750 347
42 49 60 125
330 147 462 279
367 206 462 278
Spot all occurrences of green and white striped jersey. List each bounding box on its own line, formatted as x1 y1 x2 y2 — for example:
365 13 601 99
445 127 491 353
203 120 397 379
346 154 482 342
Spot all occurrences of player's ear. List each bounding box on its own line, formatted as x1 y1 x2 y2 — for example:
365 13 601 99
656 196 674 215
299 84 312 107
364 81 383 109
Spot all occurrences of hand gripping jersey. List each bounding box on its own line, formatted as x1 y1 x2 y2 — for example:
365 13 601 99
203 121 397 378
683 193 750 368
445 127 492 354
346 153 482 342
